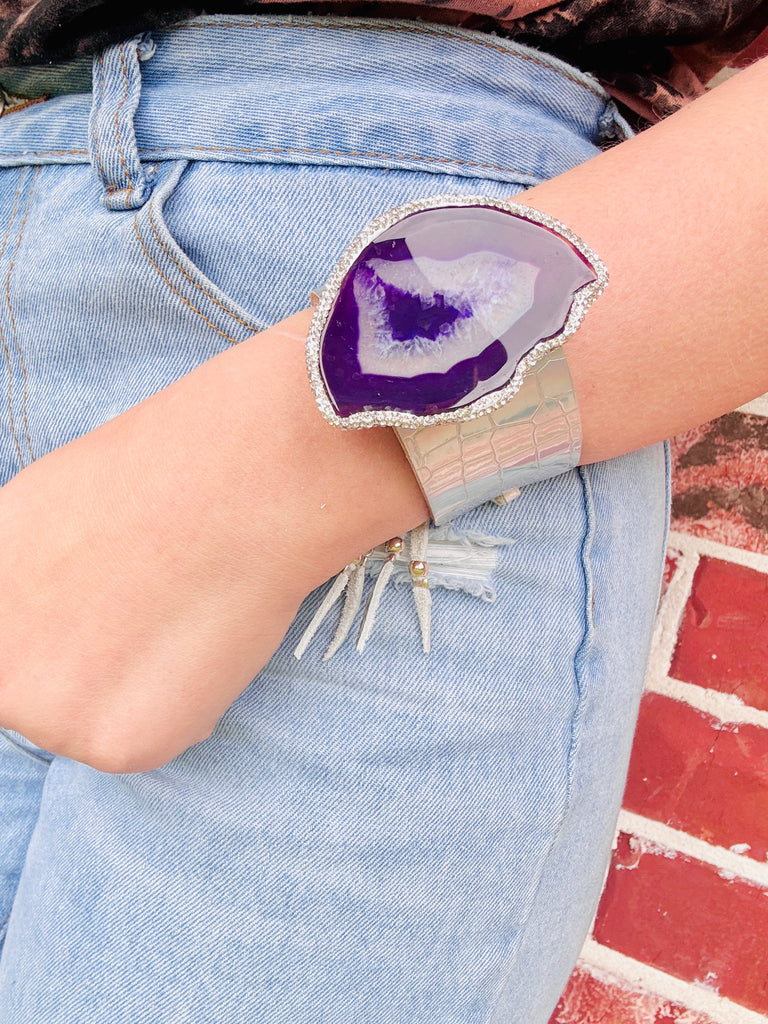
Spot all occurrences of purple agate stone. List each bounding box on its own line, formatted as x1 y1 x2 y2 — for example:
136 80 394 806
320 204 597 419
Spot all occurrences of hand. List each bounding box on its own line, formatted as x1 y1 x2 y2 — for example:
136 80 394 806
0 310 427 773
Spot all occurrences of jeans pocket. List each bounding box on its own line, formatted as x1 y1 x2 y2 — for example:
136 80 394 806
144 157 548 332
132 158 268 345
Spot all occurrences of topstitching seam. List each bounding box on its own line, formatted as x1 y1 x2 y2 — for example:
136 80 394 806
0 149 89 157
486 465 595 1023
0 168 25 468
5 164 39 466
133 217 241 344
141 144 539 177
108 42 135 200
0 143 540 179
0 96 48 117
146 202 258 334
90 54 108 188
568 463 597 788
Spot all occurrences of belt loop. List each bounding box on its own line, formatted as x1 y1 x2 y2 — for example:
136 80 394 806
597 99 634 146
89 33 156 210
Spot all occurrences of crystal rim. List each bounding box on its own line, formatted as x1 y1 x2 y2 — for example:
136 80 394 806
306 193 607 430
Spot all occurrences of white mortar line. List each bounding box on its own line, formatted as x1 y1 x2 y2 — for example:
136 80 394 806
578 939 768 1024
617 810 768 888
668 530 768 575
648 540 700 678
644 672 768 729
643 530 768 724
736 396 768 417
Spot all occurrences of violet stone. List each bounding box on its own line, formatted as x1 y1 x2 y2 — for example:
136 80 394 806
320 204 596 418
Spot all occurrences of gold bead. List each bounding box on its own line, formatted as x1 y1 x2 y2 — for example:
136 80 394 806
409 559 428 577
493 487 521 506
386 537 404 554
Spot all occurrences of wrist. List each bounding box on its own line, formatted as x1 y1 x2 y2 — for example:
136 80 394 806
236 309 429 585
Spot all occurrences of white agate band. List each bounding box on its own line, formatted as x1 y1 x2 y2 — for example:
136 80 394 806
395 347 581 525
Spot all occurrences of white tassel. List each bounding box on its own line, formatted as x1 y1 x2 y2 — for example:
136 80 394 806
409 521 432 654
293 562 354 660
356 537 404 652
293 520 442 660
323 556 367 661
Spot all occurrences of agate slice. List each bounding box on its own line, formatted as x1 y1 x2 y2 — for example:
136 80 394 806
307 196 607 429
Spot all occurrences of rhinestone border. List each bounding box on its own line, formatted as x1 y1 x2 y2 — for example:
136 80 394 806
306 194 607 430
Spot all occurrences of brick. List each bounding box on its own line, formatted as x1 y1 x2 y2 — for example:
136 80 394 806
670 414 768 555
670 556 768 711
593 833 768 1015
550 966 716 1024
660 551 681 600
623 692 768 861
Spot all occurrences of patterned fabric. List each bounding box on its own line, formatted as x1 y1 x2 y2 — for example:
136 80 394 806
0 0 765 119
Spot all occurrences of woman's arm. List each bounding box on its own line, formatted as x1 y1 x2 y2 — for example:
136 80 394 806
531 55 768 463
1 57 766 772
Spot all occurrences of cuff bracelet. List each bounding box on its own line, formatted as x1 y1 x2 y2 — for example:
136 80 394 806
306 195 607 522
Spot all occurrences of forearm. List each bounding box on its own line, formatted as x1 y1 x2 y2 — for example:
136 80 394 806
525 55 768 464
168 310 431 585
6 55 763 771
227 57 768 566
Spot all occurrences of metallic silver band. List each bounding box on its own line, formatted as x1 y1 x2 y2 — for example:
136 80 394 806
395 347 581 525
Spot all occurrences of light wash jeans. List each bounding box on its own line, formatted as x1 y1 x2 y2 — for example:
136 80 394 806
0 16 668 1023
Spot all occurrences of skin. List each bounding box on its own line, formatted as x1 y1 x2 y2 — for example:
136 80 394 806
0 56 766 773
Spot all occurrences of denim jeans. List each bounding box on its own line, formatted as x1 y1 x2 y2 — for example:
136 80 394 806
0 16 669 1023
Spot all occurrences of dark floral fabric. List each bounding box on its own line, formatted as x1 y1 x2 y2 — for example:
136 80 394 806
0 0 765 120
502 0 768 119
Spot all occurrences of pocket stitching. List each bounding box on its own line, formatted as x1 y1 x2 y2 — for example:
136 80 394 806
145 202 259 336
132 215 242 345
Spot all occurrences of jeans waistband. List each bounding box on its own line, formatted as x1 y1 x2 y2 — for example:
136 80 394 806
0 15 629 203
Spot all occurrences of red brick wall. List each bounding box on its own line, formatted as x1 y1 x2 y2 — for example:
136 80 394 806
550 405 768 1024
